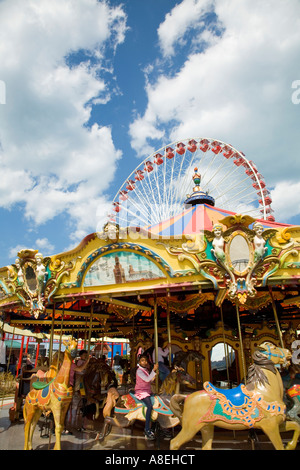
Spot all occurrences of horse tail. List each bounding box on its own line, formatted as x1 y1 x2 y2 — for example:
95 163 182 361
169 394 187 420
103 387 119 418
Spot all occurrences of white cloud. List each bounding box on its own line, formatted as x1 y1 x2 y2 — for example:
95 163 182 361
35 238 55 255
8 245 31 261
129 0 300 223
271 181 300 223
8 237 54 260
0 0 127 236
158 0 216 57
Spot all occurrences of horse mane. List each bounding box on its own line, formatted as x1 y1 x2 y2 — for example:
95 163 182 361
84 358 117 390
246 350 277 390
159 371 177 395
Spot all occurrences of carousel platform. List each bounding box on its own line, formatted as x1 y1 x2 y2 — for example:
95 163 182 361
1 396 299 452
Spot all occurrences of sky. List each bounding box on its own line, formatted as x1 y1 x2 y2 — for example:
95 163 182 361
0 0 299 267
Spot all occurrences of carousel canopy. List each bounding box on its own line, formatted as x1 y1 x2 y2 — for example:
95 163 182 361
145 203 291 237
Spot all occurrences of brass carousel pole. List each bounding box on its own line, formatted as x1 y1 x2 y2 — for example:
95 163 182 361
87 301 94 355
57 302 65 367
83 316 88 350
166 302 172 366
153 297 159 393
6 326 15 373
235 302 247 383
132 310 135 368
269 287 284 349
220 304 230 386
0 314 5 412
49 303 55 363
100 335 104 357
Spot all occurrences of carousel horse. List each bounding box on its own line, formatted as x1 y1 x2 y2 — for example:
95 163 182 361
170 342 300 450
158 366 195 396
23 338 77 450
173 350 204 372
34 351 63 382
173 350 204 389
119 358 130 384
95 367 195 441
81 357 117 419
286 384 300 426
10 351 63 422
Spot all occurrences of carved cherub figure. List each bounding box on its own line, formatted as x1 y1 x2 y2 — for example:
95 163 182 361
211 224 226 263
35 253 46 292
253 222 268 262
15 259 24 286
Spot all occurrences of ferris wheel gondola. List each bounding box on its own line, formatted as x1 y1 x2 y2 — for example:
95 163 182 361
107 138 274 227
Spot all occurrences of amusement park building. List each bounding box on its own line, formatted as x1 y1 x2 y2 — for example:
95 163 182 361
1 138 300 388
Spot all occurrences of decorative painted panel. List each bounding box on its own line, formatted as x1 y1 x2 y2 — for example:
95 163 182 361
83 251 166 286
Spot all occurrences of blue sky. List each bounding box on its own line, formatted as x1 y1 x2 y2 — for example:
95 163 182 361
0 0 300 267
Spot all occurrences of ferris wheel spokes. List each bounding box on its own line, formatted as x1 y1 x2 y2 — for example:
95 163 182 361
107 138 274 229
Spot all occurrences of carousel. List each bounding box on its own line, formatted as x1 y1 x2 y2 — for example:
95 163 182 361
1 137 300 450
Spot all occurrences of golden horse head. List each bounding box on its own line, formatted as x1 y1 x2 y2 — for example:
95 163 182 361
62 337 78 357
256 342 292 368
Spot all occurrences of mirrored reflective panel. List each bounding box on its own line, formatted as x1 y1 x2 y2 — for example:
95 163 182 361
229 234 250 273
210 342 238 386
25 265 37 292
211 342 235 370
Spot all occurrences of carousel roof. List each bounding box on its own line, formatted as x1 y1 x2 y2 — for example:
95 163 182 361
145 203 291 237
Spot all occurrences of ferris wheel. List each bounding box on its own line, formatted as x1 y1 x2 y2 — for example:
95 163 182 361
107 138 274 228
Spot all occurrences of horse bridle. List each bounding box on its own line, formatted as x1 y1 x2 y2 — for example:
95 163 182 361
260 344 288 365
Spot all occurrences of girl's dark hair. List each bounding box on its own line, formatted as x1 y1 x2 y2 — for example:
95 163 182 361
138 354 148 362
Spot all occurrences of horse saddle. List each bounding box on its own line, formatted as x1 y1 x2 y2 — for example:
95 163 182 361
115 393 173 416
203 381 285 427
128 392 152 405
32 377 55 390
204 382 251 407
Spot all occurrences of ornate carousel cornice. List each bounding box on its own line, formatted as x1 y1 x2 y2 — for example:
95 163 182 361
156 213 300 306
1 204 300 321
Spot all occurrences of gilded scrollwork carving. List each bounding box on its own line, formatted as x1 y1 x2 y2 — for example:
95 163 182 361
44 256 77 301
4 250 76 318
207 220 281 303
137 211 300 306
157 234 206 273
5 249 48 318
98 222 128 243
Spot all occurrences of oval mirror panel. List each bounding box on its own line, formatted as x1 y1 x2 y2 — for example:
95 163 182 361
25 265 38 292
229 234 250 273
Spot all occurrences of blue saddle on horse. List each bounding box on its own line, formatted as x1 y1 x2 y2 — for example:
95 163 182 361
204 382 250 407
